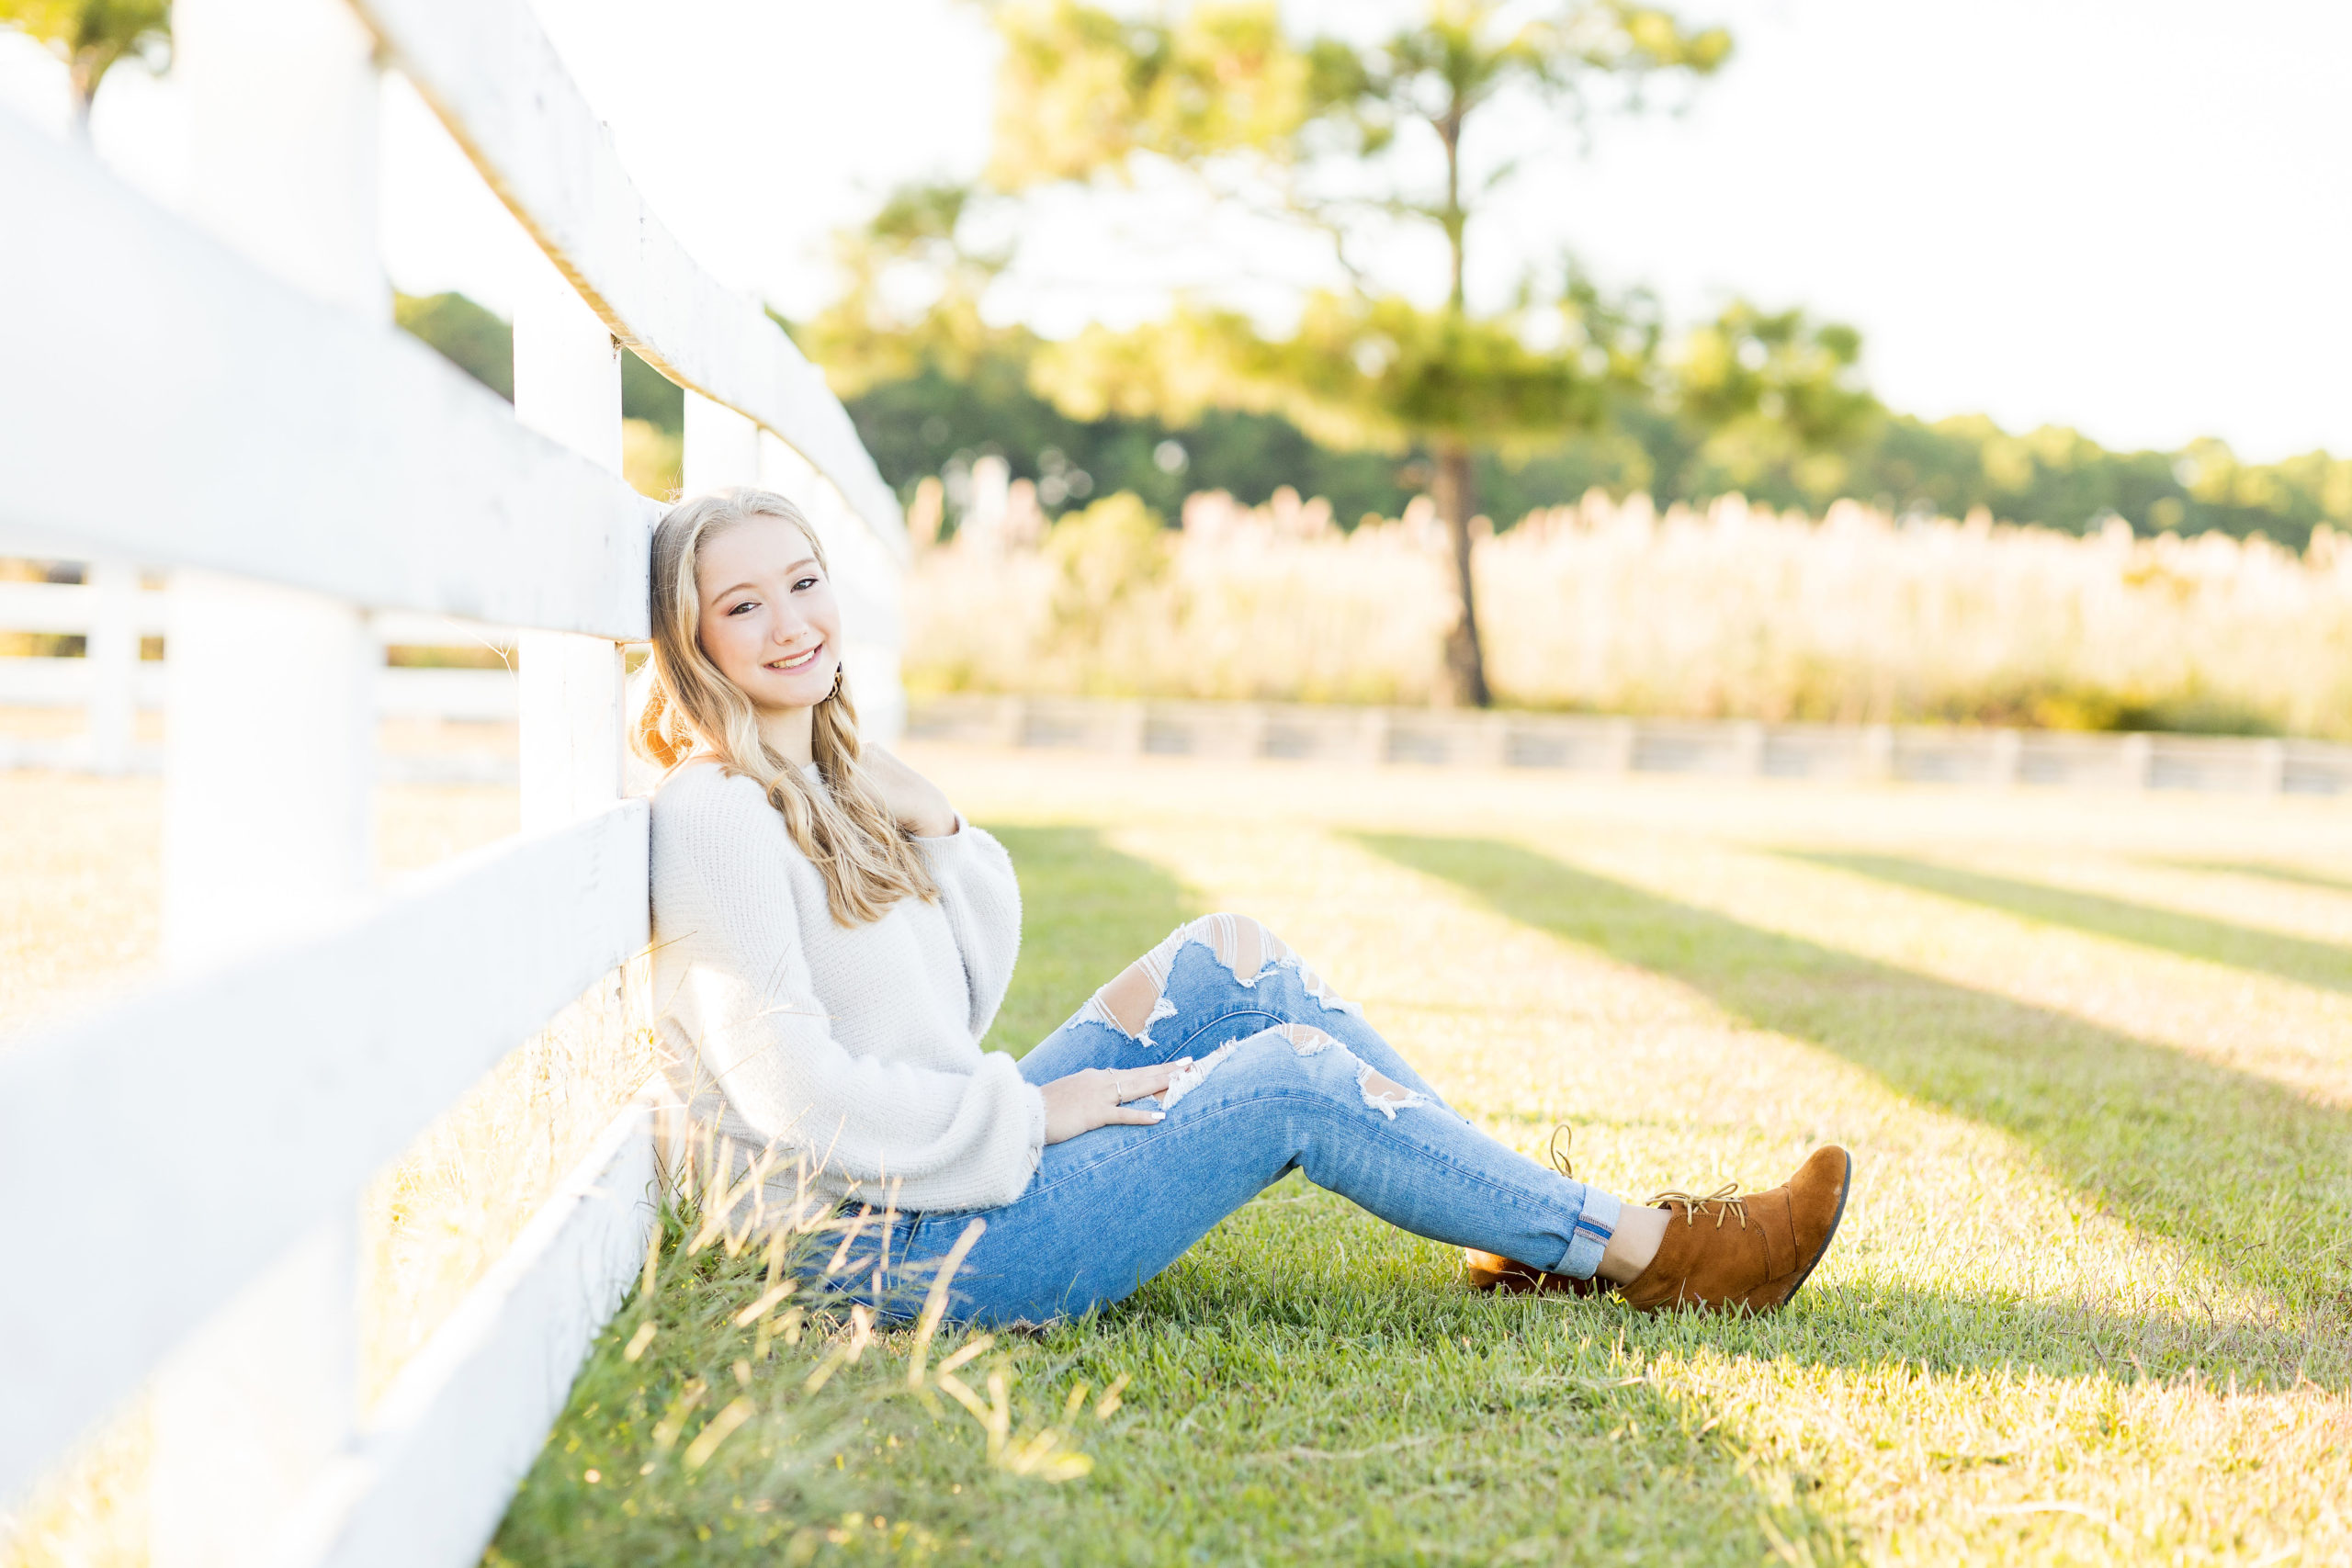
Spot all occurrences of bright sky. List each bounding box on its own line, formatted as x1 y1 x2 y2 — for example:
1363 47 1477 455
7 0 2346 460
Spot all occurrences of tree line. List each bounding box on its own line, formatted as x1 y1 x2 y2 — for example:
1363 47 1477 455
820 310 2347 554
802 0 2347 705
25 0 2346 706
395 278 2349 568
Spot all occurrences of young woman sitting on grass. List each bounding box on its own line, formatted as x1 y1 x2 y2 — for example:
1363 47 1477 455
639 488 1851 1325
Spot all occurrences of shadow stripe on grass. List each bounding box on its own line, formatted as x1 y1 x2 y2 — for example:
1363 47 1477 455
1790 850 2352 995
2165 858 2352 899
1354 832 2352 1381
493 824 1849 1565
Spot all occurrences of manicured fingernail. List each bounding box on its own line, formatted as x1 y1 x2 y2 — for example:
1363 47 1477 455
1149 1112 1165 1122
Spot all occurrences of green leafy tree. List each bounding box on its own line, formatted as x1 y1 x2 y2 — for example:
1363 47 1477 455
1667 301 1881 506
801 181 1022 400
394 291 514 400
0 0 169 134
797 184 1421 526
794 204 2352 553
393 289 684 434
989 0 1729 705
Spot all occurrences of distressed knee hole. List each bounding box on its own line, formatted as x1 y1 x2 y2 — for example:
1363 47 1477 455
1091 959 1170 1039
1205 913 1278 983
1254 1023 1431 1120
1354 1062 1430 1120
1154 1023 1324 1112
1082 914 1359 1046
1268 1021 1339 1055
1190 912 1362 1016
1153 1040 1238 1111
1152 1025 1431 1120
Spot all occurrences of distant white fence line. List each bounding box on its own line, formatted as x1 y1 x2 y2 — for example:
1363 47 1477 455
0 0 902 1563
0 579 529 778
910 694 2352 797
11 594 2348 798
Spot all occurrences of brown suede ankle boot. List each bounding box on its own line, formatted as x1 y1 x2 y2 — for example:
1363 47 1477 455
1461 1248 1613 1297
1620 1145 1852 1314
1461 1124 1617 1297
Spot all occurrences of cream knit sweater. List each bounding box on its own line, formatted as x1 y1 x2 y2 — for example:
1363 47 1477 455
649 760 1044 1214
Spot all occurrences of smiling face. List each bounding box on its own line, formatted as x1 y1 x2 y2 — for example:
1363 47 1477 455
692 513 843 716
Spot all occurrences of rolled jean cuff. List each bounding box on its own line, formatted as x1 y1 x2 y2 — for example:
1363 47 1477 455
1556 1187 1622 1280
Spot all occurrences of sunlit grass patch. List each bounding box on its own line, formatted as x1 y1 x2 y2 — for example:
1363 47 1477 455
485 1196 1128 1567
494 1175 1852 1567
8 755 2352 1564
808 753 2348 1565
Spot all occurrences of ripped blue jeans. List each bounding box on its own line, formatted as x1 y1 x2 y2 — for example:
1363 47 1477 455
842 914 1621 1325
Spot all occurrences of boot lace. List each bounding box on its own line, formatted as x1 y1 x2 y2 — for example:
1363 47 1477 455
1649 1181 1750 1229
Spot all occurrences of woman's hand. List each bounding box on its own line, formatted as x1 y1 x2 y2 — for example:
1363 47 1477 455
859 744 957 838
1040 1060 1192 1145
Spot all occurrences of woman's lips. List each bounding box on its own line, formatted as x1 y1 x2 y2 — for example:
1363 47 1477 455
765 642 824 672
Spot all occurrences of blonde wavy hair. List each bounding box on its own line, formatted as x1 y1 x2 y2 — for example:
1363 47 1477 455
635 487 937 925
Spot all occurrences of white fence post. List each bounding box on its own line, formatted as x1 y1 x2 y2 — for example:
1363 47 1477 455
1730 719 1765 777
1988 728 2023 788
150 0 381 1563
0 0 899 1550
2119 731 2154 791
1604 716 1637 773
82 559 140 773
2254 738 2287 795
684 389 762 494
1858 723 1895 784
513 257 627 831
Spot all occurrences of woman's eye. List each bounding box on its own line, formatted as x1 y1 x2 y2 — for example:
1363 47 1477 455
727 601 758 615
793 577 820 592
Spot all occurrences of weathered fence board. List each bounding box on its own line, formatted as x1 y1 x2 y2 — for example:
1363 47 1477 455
350 0 907 557
277 1095 659 1568
0 113 653 640
1 0 909 1547
148 6 393 1551
0 579 164 635
0 799 649 1506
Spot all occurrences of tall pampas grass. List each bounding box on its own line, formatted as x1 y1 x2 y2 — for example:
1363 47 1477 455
909 487 2352 739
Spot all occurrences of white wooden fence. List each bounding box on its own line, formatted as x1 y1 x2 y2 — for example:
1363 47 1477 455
910 694 2352 796
0 586 536 780
0 0 905 1562
15 605 2351 799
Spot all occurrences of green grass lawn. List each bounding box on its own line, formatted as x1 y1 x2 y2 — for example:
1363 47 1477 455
484 753 2352 1566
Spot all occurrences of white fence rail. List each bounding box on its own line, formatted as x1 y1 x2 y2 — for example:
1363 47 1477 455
910 694 2352 797
0 580 528 775
14 607 2351 799
0 0 904 1561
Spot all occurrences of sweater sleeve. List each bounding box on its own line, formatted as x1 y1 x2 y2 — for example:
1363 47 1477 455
916 817 1024 1043
662 782 1045 1213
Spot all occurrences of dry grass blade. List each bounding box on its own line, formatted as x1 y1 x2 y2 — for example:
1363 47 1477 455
650 1380 707 1453
934 1335 996 1378
680 1398 755 1472
904 1217 988 1386
732 1281 796 1328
